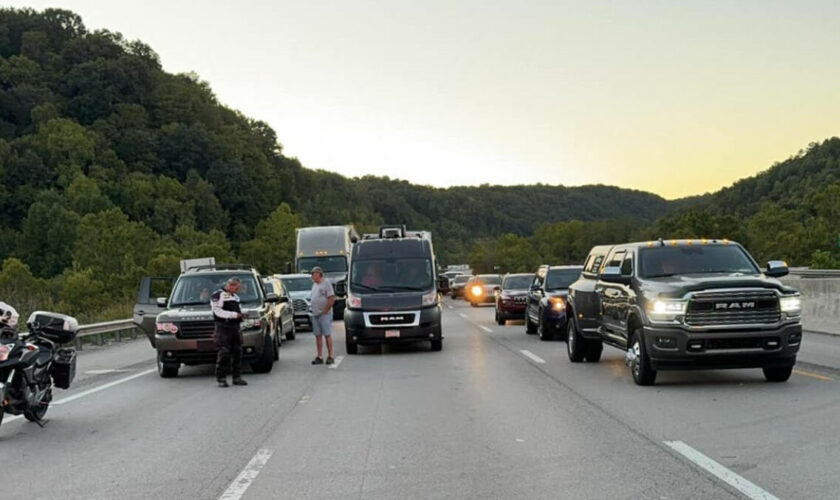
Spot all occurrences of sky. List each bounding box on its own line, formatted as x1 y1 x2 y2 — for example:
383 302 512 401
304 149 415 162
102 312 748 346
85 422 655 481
8 1 840 199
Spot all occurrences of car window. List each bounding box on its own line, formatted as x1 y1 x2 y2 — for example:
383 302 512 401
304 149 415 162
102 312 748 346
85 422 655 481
586 253 605 274
606 250 625 269
621 253 633 276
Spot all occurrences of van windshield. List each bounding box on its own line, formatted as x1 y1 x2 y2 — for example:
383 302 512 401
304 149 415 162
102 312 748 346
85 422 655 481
297 256 347 273
350 259 434 293
169 274 260 306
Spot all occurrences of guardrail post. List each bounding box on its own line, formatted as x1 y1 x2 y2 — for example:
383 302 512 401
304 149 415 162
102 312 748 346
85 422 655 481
97 333 103 346
131 327 137 340
75 336 83 351
115 328 122 343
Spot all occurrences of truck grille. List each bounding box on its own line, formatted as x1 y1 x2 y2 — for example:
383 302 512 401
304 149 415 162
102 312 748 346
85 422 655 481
293 299 309 312
686 291 780 326
178 321 215 339
369 313 417 326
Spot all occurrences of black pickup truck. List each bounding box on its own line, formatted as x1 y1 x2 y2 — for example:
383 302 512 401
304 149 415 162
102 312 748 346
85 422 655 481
566 240 802 385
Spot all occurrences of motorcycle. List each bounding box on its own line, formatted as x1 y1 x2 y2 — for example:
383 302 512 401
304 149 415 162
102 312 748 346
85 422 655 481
0 311 78 428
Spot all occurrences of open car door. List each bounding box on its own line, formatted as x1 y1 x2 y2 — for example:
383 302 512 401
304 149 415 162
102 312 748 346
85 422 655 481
133 276 175 347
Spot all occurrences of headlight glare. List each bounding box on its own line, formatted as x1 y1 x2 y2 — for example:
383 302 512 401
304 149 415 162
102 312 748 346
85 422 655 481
648 300 687 321
779 295 801 315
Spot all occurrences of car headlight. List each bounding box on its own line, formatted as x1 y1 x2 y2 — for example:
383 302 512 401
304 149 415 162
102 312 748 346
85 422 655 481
648 300 687 322
549 297 566 311
347 293 362 308
779 295 801 316
422 289 438 306
240 318 262 330
471 286 483 297
156 322 178 334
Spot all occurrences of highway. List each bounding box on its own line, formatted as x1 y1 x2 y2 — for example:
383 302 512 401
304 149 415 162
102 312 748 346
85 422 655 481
2 299 839 499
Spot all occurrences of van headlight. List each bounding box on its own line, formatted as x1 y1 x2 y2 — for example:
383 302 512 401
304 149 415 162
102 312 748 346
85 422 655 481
347 293 362 308
422 289 438 306
779 295 801 316
647 300 687 322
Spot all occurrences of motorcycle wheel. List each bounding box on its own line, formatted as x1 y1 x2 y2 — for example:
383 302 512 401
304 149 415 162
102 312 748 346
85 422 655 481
24 387 52 422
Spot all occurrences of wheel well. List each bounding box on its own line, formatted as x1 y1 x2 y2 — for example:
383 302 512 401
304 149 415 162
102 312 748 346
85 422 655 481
627 314 643 341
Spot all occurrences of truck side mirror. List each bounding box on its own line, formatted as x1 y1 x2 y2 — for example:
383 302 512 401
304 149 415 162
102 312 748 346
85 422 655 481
599 266 631 285
765 260 789 278
156 297 168 307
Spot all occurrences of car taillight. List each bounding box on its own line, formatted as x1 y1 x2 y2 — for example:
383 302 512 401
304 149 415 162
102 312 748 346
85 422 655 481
0 344 11 362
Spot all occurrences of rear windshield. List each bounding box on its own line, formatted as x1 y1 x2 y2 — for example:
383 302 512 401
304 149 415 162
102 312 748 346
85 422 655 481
639 245 759 278
170 273 261 306
545 270 580 290
281 277 312 292
503 275 533 290
478 275 502 285
350 258 434 293
453 275 470 284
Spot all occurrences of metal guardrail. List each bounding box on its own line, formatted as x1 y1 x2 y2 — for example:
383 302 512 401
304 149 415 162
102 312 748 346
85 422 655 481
74 318 137 350
788 269 840 279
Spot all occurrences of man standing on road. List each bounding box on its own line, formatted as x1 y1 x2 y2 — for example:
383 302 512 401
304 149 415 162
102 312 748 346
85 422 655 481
309 267 335 365
211 277 248 387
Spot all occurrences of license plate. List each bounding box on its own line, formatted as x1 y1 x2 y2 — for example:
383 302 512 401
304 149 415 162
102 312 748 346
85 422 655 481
197 340 216 351
385 330 400 338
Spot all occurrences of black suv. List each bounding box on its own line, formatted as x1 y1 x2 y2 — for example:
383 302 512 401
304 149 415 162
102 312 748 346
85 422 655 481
524 265 583 340
566 240 802 385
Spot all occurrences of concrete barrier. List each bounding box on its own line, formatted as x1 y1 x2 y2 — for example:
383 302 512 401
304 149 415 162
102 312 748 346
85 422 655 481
781 277 840 335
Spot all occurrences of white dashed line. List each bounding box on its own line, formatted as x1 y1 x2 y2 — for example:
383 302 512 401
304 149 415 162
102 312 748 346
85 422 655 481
447 305 453 310
328 356 344 369
520 350 546 364
664 441 779 500
218 448 274 500
479 325 492 333
458 313 468 319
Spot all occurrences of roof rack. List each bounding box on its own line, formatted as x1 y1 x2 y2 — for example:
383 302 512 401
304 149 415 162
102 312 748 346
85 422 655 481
186 263 255 272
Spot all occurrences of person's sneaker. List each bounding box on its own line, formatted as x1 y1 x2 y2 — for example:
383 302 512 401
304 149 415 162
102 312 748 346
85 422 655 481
326 357 334 365
218 379 229 388
232 377 248 386
311 357 324 365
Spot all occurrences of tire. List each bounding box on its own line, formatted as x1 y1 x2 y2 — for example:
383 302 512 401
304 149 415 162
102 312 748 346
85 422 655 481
430 339 443 352
273 334 280 361
584 341 603 362
24 386 51 422
157 356 180 378
346 338 358 355
763 366 793 382
525 312 537 335
251 334 275 374
286 321 296 341
538 310 553 341
496 313 505 326
567 319 585 362
628 330 657 386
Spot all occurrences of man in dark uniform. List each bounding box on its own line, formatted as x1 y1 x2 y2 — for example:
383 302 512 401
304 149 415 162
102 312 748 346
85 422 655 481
211 277 248 388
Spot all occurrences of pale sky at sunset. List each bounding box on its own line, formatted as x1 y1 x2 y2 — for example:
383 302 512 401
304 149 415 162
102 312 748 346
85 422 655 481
9 1 840 198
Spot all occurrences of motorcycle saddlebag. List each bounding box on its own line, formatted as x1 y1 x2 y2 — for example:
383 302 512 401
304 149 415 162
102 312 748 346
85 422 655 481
52 348 77 390
27 311 79 344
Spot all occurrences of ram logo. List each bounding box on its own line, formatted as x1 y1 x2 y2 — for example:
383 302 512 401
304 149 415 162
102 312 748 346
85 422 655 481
380 316 405 322
715 302 756 310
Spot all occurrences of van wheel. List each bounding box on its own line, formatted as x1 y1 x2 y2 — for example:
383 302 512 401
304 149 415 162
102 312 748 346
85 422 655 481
430 339 443 351
584 341 603 362
251 335 275 373
346 339 358 355
629 330 656 386
157 356 180 378
763 366 793 382
567 320 585 362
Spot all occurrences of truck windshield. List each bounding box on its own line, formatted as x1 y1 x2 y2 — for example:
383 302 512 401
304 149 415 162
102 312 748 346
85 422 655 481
478 275 502 285
503 275 533 290
546 270 580 290
169 274 261 306
640 245 759 278
297 256 347 273
281 277 313 292
350 259 434 293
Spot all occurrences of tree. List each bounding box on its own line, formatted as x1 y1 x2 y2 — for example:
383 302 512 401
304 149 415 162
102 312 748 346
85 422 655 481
20 194 80 277
0 257 52 319
239 203 302 274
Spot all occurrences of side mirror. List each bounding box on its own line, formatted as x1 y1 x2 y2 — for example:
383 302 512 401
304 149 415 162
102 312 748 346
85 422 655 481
278 296 289 303
600 266 631 285
765 260 789 278
156 297 168 307
265 293 280 303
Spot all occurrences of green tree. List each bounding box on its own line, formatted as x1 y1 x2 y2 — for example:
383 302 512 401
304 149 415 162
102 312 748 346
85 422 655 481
0 258 52 320
20 194 80 277
239 203 302 273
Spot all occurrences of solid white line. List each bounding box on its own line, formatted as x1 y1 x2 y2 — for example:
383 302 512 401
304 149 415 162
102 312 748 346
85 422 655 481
520 350 546 364
479 325 492 333
664 441 780 500
458 313 468 319
447 305 453 310
218 448 274 500
84 369 134 375
328 355 344 369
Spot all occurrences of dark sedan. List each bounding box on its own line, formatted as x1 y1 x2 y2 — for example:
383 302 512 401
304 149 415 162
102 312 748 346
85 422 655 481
495 273 534 325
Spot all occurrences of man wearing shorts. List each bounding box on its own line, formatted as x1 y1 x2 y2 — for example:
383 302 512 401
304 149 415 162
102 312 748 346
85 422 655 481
309 267 336 365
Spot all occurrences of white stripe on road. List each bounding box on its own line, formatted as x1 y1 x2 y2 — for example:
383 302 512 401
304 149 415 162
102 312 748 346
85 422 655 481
447 305 453 310
664 441 779 500
458 313 468 319
218 448 274 500
520 350 546 364
328 355 344 369
479 325 492 333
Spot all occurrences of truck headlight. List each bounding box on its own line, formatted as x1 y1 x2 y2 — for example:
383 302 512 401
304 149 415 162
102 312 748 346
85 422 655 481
779 295 801 316
422 289 438 306
648 300 687 322
549 297 566 311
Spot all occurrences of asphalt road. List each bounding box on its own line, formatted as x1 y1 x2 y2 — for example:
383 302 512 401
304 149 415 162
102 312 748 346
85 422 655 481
2 299 839 499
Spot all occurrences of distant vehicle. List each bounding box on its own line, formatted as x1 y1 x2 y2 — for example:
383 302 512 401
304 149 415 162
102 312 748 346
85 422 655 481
275 273 314 332
295 226 359 319
344 225 443 354
445 264 473 276
467 274 502 307
262 277 295 341
566 239 802 385
133 264 281 378
495 273 535 325
524 265 583 340
449 274 471 299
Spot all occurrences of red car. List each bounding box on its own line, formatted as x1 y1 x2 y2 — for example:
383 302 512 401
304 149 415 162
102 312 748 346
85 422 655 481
495 273 535 325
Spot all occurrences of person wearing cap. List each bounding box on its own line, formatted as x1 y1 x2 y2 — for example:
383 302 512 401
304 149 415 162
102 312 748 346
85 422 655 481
309 267 335 364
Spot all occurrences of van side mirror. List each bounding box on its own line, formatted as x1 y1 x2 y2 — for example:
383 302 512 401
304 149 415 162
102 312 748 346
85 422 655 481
765 260 789 278
600 266 631 285
156 297 168 307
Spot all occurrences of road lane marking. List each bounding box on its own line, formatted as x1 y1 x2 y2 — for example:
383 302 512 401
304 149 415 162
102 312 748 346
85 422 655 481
458 313 468 319
447 305 453 309
792 369 833 381
520 350 546 364
328 355 344 369
218 448 274 500
84 369 134 375
479 325 492 333
664 441 779 500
